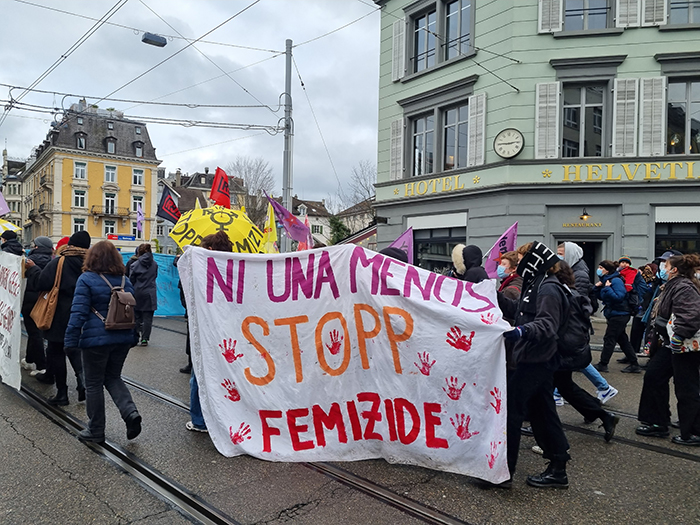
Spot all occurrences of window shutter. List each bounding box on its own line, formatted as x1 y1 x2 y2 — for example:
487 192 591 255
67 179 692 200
467 93 486 167
639 77 666 156
612 78 638 157
616 0 640 27
389 118 404 181
535 82 561 159
642 0 666 26
391 18 406 82
538 0 563 33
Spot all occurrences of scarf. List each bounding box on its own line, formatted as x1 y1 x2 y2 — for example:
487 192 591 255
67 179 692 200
516 242 560 316
60 246 88 259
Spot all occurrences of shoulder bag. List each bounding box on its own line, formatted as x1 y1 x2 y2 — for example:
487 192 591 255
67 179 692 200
30 257 65 331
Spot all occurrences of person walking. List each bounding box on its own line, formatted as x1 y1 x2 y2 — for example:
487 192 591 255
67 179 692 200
498 241 571 488
25 231 89 405
128 243 158 346
497 251 523 300
593 260 641 373
637 253 700 446
451 244 488 283
1 230 24 255
21 236 54 374
64 240 141 443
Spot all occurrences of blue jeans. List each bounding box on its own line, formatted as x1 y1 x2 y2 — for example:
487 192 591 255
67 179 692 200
581 363 609 391
189 371 206 429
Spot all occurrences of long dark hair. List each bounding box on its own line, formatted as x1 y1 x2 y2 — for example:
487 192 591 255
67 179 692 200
551 260 576 288
666 253 700 289
83 240 126 275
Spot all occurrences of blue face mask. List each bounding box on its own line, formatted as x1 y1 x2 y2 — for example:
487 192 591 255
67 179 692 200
497 265 508 279
557 254 564 260
659 268 668 281
596 268 604 277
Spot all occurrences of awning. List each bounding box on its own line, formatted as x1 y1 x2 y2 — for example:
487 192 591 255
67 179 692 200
655 206 700 223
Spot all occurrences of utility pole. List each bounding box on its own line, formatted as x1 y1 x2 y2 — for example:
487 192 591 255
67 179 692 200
281 39 294 253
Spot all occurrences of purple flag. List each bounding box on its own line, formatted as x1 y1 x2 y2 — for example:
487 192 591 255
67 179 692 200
264 192 312 244
388 227 414 264
484 222 518 279
137 202 145 233
0 192 10 216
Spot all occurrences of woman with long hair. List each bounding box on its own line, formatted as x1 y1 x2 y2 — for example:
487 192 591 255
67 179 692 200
64 241 141 442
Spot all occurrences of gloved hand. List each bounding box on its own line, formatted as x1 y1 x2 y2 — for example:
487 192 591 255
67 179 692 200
503 326 525 342
670 334 684 352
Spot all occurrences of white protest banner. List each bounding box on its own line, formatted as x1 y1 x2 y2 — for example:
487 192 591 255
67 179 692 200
180 244 510 483
0 252 24 391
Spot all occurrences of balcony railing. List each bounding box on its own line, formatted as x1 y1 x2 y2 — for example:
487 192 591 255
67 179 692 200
90 205 130 218
39 203 52 214
39 174 53 187
28 208 38 219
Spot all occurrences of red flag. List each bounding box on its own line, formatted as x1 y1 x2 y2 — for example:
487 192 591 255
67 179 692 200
210 167 230 208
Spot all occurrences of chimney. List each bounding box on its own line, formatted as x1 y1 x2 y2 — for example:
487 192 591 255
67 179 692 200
176 168 181 187
204 167 209 174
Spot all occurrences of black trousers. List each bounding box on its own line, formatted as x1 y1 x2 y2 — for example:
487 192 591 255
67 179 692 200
507 362 570 475
47 340 83 392
629 315 646 355
638 344 673 427
22 313 46 370
672 351 700 439
135 310 154 341
554 370 607 423
599 315 638 366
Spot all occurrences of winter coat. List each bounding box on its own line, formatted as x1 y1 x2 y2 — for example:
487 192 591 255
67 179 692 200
22 246 54 316
25 248 87 342
571 259 592 298
460 245 489 283
498 274 567 365
655 276 700 341
499 273 523 300
128 252 158 312
64 271 136 349
596 271 631 318
1 238 24 256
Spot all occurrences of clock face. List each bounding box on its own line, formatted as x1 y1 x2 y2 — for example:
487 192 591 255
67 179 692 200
494 128 524 159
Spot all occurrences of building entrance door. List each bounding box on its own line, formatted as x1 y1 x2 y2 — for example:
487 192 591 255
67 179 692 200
556 239 603 284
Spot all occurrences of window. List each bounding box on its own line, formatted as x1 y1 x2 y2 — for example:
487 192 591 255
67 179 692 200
311 224 323 234
106 140 116 154
73 190 86 208
132 221 143 239
412 10 437 73
667 80 700 155
107 121 114 130
74 162 86 179
564 0 611 31
561 85 605 158
656 222 700 253
104 220 116 236
105 165 116 182
133 169 144 185
415 226 466 272
135 126 141 135
133 142 144 158
443 104 468 170
669 0 700 24
444 0 472 60
132 195 143 212
105 193 115 215
412 114 435 176
77 117 84 125
156 225 164 236
299 204 307 216
77 135 86 149
73 218 85 233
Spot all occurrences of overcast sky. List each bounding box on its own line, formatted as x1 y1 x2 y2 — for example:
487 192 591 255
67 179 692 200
0 0 381 206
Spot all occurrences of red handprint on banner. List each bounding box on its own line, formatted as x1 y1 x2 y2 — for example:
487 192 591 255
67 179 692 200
229 422 252 445
220 338 243 363
487 441 500 469
442 376 466 400
450 414 480 440
221 379 241 402
489 387 502 414
325 329 343 355
414 351 435 376
480 312 498 325
446 327 475 352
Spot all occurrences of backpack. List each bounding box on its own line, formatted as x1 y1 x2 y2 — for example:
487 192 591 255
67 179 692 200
628 271 650 316
91 274 136 330
556 284 593 371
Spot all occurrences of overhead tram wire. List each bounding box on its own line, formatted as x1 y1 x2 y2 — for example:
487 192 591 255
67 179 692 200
293 7 381 48
139 0 279 115
0 0 128 130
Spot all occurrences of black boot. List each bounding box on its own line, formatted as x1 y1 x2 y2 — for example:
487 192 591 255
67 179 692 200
526 461 568 489
47 388 69 406
76 373 86 402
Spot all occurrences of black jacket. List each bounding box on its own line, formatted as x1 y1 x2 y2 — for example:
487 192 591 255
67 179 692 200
498 274 567 365
460 245 489 283
1 238 24 256
26 250 86 342
129 252 158 312
656 276 700 340
571 259 592 297
22 246 54 315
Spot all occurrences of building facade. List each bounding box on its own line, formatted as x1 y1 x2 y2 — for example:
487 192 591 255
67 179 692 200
20 102 160 250
375 0 700 275
2 148 25 230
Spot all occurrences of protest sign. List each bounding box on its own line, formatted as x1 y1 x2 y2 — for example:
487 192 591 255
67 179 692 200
0 252 24 390
179 244 510 483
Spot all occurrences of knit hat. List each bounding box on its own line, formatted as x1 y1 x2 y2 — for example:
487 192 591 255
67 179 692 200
516 241 559 284
379 247 409 263
618 255 632 265
33 236 53 249
56 236 70 249
68 230 91 249
1 230 17 241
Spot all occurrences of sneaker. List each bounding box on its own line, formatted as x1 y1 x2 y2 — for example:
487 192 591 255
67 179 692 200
671 435 700 446
593 363 609 373
185 421 208 433
531 445 544 455
635 424 669 437
140 340 148 347
20 358 36 371
30 369 46 377
179 364 192 374
621 364 642 374
78 429 105 443
597 386 618 405
553 393 564 406
671 420 680 429
601 412 620 442
34 372 55 384
521 425 534 436
616 357 630 364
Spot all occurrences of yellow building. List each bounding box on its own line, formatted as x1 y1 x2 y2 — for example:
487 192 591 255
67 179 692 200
20 102 160 250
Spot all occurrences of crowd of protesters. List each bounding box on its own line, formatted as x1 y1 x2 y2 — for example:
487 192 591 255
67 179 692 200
4 229 699 490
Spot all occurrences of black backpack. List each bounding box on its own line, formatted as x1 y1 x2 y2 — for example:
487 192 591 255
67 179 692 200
556 284 593 371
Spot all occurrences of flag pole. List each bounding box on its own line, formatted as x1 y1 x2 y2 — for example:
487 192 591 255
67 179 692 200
281 38 293 253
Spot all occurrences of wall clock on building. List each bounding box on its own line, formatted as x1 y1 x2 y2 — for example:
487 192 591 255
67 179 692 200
493 128 524 159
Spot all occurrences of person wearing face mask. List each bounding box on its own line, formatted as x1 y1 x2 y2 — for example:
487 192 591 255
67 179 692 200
593 260 641 373
637 253 700 446
497 251 522 300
